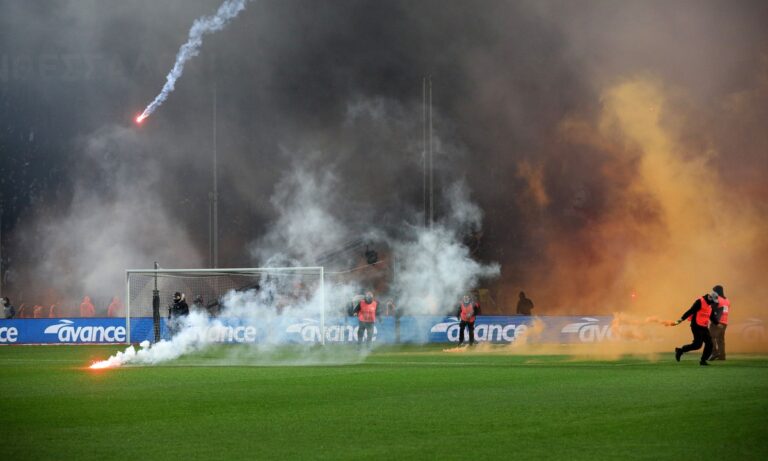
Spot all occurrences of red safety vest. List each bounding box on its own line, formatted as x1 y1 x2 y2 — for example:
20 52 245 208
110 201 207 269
358 300 377 323
718 297 730 325
693 296 712 327
460 303 477 323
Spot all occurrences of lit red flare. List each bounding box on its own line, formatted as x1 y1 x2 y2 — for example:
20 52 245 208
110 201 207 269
135 113 147 124
89 360 114 370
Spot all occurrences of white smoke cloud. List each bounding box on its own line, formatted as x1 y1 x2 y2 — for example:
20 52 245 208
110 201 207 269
138 0 249 121
391 181 499 315
91 273 367 368
91 163 499 368
20 125 202 304
251 163 352 266
90 88 499 367
392 225 499 316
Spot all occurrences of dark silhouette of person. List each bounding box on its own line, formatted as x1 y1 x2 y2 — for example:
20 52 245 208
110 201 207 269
516 291 534 316
2 297 15 319
168 292 190 337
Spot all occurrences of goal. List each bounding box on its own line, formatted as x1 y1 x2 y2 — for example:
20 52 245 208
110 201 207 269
125 267 325 344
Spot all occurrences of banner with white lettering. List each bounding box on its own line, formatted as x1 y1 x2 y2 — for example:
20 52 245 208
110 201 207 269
1 316 765 345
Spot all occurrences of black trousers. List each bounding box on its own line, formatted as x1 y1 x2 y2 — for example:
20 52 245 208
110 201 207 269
357 321 374 344
167 316 182 338
709 323 727 360
458 320 475 345
680 323 713 362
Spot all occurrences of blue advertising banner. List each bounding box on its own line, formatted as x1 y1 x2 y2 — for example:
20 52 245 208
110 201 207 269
0 318 158 344
1 315 765 345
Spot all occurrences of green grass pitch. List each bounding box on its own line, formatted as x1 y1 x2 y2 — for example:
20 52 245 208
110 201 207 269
1 344 767 460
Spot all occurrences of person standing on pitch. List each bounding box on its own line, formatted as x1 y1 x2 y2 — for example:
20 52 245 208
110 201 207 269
673 290 720 366
456 293 480 346
709 285 729 361
352 291 380 348
168 292 190 337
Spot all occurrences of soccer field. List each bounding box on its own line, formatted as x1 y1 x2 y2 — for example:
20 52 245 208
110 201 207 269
1 345 767 460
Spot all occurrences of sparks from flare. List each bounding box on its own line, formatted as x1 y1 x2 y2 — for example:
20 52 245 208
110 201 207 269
89 360 116 369
645 316 678 327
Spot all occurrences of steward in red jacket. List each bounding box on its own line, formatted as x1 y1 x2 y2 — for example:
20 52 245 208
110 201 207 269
674 291 720 366
709 285 729 360
456 294 480 346
352 291 380 348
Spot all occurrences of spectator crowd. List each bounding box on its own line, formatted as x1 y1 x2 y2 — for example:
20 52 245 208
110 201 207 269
1 295 125 319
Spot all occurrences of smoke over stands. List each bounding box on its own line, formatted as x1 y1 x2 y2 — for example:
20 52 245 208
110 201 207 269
1 1 767 318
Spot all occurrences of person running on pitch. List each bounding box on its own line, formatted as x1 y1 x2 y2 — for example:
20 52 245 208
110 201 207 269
673 289 720 366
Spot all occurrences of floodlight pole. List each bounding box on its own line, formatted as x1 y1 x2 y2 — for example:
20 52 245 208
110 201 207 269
428 76 433 230
152 261 160 342
422 77 427 228
320 266 325 345
0 201 3 299
210 83 219 269
421 77 434 229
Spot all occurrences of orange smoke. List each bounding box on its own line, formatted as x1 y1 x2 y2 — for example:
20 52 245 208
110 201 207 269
645 316 678 327
510 75 768 355
516 160 550 207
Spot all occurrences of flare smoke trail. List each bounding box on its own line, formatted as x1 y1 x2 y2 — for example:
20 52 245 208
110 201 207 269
135 0 248 123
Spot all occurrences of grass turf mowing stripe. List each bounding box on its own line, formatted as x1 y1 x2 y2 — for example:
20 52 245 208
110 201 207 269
1 345 767 460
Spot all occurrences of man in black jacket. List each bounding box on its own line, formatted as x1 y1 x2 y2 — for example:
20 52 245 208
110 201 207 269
674 290 720 366
168 292 190 337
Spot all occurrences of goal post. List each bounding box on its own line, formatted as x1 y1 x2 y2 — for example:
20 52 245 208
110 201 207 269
125 267 326 344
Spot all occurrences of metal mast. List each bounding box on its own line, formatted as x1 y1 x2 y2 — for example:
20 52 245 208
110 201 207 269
422 78 427 227
210 84 219 268
428 77 434 229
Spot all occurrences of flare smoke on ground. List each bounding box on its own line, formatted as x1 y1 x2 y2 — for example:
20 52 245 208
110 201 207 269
90 283 361 368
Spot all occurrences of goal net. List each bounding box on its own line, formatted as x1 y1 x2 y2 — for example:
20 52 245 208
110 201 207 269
125 267 325 344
